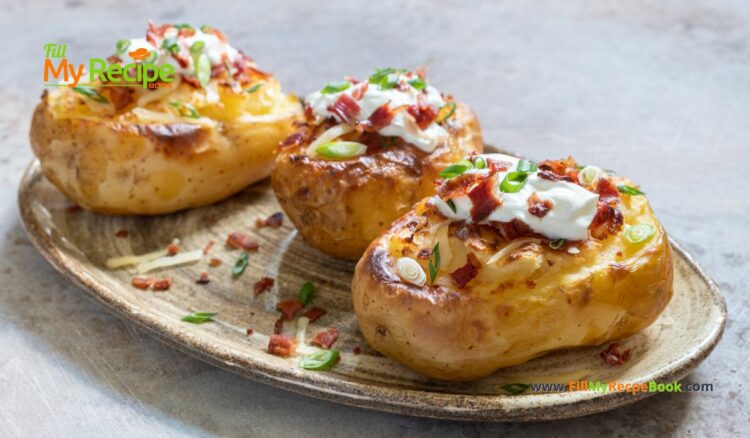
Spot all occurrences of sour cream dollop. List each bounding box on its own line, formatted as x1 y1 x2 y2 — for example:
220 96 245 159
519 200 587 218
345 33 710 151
429 153 600 241
305 70 450 153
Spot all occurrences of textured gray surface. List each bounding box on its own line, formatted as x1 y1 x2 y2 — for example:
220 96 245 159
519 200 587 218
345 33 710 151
1 0 747 436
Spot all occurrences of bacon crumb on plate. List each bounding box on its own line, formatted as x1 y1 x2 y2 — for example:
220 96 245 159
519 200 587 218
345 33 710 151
312 327 339 349
246 328 254 336
203 240 215 255
268 334 297 357
167 243 179 256
151 277 173 291
353 346 362 355
254 277 274 295
600 343 631 366
115 229 129 238
276 300 303 320
303 306 327 323
209 258 222 267
131 275 152 290
273 318 284 334
226 232 260 251
196 272 210 284
256 212 284 228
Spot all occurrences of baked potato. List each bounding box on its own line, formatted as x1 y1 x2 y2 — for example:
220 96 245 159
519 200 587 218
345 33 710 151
272 68 483 260
353 153 673 380
30 21 302 214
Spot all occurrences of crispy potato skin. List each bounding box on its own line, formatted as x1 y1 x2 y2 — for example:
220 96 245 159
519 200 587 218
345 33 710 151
352 181 673 380
30 87 302 215
271 103 483 260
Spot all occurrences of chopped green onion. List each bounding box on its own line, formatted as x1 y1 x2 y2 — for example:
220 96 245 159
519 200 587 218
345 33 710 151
189 40 205 56
624 224 655 244
232 252 249 276
144 50 157 64
168 101 201 119
299 349 340 371
516 159 537 173
408 77 426 90
474 156 486 169
617 185 645 196
161 37 179 54
194 52 211 87
428 243 440 284
72 87 109 104
578 165 603 186
368 67 406 89
299 281 315 305
315 141 367 159
200 24 213 33
439 159 473 178
549 239 566 249
245 83 263 94
436 101 457 123
115 39 131 56
446 199 457 213
500 171 529 193
320 81 351 94
181 311 218 324
501 383 530 395
173 23 193 30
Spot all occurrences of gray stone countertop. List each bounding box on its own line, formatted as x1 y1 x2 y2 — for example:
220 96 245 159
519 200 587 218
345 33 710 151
0 0 747 436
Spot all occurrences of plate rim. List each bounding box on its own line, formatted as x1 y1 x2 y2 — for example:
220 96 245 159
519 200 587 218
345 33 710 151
17 159 727 422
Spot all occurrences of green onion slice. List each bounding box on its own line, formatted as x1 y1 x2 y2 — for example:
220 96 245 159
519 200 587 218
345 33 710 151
168 101 201 119
446 199 457 213
617 185 645 196
161 37 179 54
181 311 218 324
174 23 193 30
408 77 426 90
428 243 440 283
368 67 406 89
232 252 249 276
549 239 566 249
115 39 131 56
624 224 655 244
436 101 457 123
144 50 157 64
245 83 263 94
578 165 603 186
500 171 529 193
299 281 315 305
516 159 537 173
200 24 213 33
299 349 340 371
72 87 109 104
474 156 487 169
439 159 473 178
194 52 211 87
189 40 205 56
315 141 367 159
320 81 351 94
501 383 530 395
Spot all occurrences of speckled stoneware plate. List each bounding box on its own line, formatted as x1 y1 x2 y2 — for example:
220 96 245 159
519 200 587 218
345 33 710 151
18 156 726 422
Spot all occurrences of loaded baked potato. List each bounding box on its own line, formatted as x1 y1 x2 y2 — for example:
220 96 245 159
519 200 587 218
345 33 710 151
272 68 483 260
353 153 673 380
31 21 302 214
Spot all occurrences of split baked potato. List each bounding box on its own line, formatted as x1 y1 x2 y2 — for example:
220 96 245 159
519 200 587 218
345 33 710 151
272 68 483 259
353 153 673 380
30 22 302 214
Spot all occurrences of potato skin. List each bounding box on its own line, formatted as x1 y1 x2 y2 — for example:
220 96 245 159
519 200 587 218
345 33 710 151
30 86 302 215
352 182 673 380
271 103 483 260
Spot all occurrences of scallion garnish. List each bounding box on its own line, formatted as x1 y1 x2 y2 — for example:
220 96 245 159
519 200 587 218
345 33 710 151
624 224 655 244
516 159 537 173
439 159 473 178
446 199 457 213
299 281 315 305
501 383 530 395
617 185 645 196
161 37 180 54
189 40 205 56
181 311 218 324
144 50 157 63
320 81 351 94
499 171 529 193
408 77 426 90
115 39 131 56
232 252 249 276
578 165 603 186
245 83 263 94
474 156 487 169
173 23 193 30
436 101 457 123
299 349 340 371
168 101 201 119
72 87 109 104
200 24 213 33
549 239 566 249
428 243 440 284
368 67 406 89
194 52 211 87
315 141 367 159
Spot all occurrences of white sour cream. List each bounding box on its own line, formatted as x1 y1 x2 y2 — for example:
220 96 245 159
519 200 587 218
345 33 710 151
305 73 449 153
429 153 600 241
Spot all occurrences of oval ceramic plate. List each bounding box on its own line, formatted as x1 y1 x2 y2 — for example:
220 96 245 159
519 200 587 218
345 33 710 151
18 157 726 422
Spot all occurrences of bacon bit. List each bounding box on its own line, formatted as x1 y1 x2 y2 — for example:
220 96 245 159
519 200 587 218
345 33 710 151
178 27 196 38
276 300 303 321
407 99 438 130
303 306 327 323
209 258 222 267
527 192 554 218
537 157 579 182
415 66 428 80
196 272 210 284
151 277 173 291
167 243 179 256
468 178 502 223
279 132 306 149
203 240 215 255
417 248 431 259
312 327 340 349
273 318 284 334
65 205 82 214
107 87 133 111
303 105 315 121
131 275 152 290
365 103 394 132
600 343 631 366
485 158 514 174
492 219 533 241
537 169 573 182
255 212 284 228
211 28 228 43
526 279 537 289
590 178 624 239
351 82 369 100
327 94 360 124
450 254 480 288
595 177 621 205
226 232 260 251
253 277 274 295
268 334 297 357
181 75 201 88
353 346 362 355
115 229 129 238
246 327 254 336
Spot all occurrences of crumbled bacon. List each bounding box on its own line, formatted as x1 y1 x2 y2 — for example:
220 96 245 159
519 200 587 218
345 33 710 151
312 327 339 349
537 169 573 183
328 94 360 123
527 192 554 218
406 98 438 130
66 205 82 214
303 105 315 121
196 272 209 284
115 229 129 238
209 258 222 267
353 346 362 355
131 275 152 290
253 277 274 295
167 243 179 256
256 212 284 228
590 178 624 239
468 178 502 222
107 87 133 111
226 232 260 251
450 254 480 288
246 327 254 336
365 104 394 131
273 318 284 334
303 306 327 323
203 240 214 255
417 248 431 259
268 334 296 357
211 28 228 43
276 300 303 321
537 157 579 182
351 82 368 100
485 158 514 174
600 343 631 366
279 132 306 149
491 219 533 241
151 277 173 291
595 177 620 205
